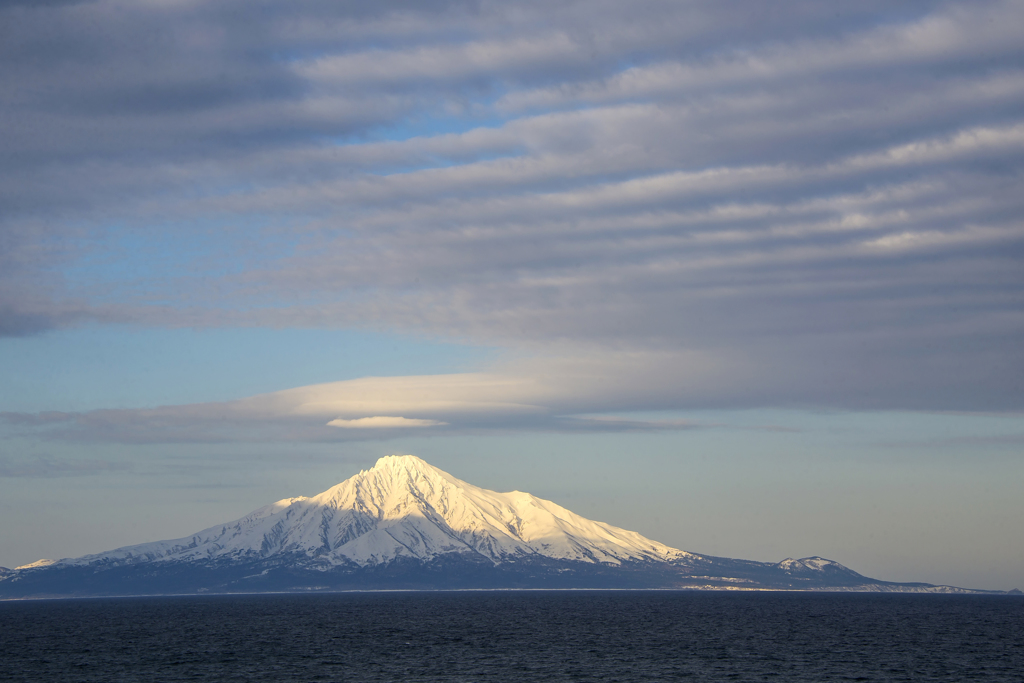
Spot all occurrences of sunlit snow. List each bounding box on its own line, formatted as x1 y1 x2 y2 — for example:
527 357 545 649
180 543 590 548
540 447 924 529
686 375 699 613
52 455 696 569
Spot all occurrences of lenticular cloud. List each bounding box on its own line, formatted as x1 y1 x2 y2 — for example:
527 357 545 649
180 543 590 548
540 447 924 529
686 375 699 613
326 417 448 429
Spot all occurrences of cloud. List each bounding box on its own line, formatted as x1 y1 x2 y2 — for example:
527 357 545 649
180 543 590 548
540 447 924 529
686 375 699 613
2 339 1009 445
499 2 1024 111
0 351 726 442
0 307 62 337
326 416 448 428
296 33 585 86
1 0 1022 410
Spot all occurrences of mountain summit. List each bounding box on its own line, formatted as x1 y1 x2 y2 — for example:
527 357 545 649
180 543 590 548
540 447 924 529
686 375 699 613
0 456 997 597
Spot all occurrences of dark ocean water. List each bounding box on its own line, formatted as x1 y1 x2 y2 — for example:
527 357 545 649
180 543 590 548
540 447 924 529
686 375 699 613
1 591 1022 682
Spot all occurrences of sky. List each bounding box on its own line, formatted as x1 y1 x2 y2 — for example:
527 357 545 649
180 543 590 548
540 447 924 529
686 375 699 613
1 0 1022 591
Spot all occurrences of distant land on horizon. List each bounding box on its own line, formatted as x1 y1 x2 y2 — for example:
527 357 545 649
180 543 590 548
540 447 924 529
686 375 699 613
1 456 1017 598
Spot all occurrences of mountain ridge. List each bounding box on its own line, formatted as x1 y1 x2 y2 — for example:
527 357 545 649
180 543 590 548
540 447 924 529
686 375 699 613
0 455 1006 597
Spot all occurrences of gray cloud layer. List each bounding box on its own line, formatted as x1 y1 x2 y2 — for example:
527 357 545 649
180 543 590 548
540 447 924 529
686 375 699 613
2 0 1022 411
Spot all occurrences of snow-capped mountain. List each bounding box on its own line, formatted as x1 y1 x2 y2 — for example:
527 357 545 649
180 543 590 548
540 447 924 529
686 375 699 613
0 455 1000 597
62 455 695 569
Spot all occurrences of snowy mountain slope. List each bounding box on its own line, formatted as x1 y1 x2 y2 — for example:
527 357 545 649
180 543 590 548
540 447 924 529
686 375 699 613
3 455 1004 596
775 557 854 576
56 455 697 569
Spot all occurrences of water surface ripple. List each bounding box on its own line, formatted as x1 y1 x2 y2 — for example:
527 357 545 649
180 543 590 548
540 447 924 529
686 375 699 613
1 591 1021 682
